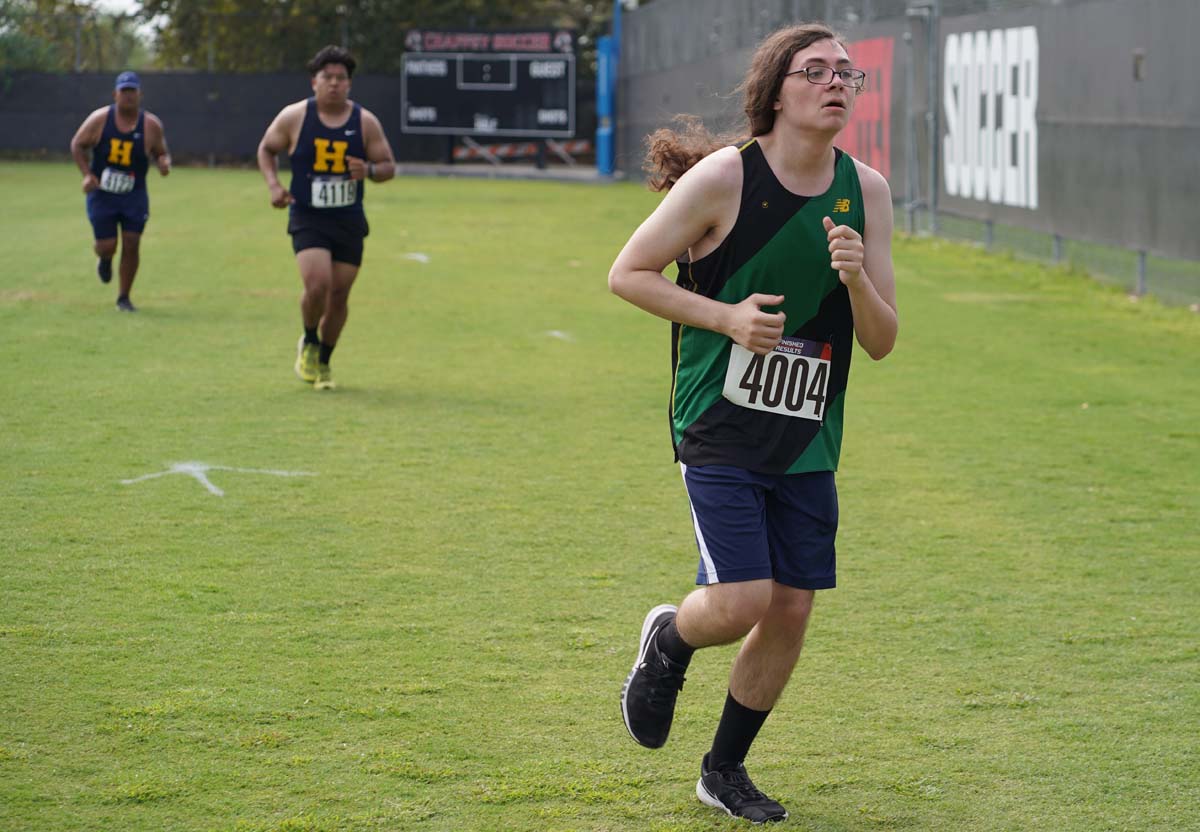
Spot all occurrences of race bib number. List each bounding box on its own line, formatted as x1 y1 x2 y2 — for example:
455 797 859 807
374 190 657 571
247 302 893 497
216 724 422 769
311 176 357 208
99 167 135 194
723 337 832 421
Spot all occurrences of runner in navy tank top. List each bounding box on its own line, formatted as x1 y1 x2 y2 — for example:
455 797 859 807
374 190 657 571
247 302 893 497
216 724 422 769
609 24 899 824
69 70 172 312
257 45 397 391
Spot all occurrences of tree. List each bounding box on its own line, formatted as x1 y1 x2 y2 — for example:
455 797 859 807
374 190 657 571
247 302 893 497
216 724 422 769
1 0 148 72
139 0 615 76
1 1 58 71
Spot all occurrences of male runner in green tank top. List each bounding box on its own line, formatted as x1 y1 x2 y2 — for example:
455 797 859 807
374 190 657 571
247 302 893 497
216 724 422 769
609 23 898 824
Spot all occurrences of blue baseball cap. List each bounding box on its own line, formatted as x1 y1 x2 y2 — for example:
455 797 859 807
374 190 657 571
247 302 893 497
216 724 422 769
115 71 140 90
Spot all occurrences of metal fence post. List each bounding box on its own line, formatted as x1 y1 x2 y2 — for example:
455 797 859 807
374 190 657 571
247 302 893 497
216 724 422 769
1053 234 1063 263
74 15 83 72
206 12 215 73
903 29 916 235
1137 251 1147 296
927 0 940 234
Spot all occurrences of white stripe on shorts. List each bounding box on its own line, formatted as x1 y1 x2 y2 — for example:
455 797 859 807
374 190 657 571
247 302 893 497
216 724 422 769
680 463 720 583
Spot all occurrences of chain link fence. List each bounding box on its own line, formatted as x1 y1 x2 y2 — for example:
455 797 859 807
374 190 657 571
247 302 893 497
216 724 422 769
815 0 1197 306
621 0 1200 307
918 214 1200 307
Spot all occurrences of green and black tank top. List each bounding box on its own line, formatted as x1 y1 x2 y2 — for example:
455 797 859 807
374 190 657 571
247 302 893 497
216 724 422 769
670 138 864 475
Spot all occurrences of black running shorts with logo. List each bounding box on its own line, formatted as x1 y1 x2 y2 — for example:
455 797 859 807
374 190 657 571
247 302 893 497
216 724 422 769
288 207 369 266
680 464 838 590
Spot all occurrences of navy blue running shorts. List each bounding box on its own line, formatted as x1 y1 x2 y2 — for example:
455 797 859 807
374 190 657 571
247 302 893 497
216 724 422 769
288 208 369 267
86 189 149 238
680 463 838 590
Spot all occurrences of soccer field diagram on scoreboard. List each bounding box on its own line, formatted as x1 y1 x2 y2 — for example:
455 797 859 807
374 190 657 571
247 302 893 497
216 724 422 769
401 29 576 138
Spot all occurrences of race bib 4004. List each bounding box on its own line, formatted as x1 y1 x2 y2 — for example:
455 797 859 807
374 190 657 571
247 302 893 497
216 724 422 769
99 167 135 194
722 337 832 421
311 176 357 208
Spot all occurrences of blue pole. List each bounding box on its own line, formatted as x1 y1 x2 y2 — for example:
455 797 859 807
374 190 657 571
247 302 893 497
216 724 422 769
596 1 622 176
596 36 615 175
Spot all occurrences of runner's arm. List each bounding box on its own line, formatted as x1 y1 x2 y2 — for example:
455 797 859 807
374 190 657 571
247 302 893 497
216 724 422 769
257 105 299 207
359 110 395 182
69 109 105 179
839 163 898 360
146 113 171 176
608 148 787 355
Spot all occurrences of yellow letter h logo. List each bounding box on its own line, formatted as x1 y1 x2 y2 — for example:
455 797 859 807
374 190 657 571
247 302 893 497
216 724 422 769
313 139 348 173
107 139 133 166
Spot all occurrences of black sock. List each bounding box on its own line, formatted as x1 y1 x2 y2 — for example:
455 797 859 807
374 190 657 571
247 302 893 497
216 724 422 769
656 619 695 666
709 690 771 770
304 326 320 345
318 341 335 365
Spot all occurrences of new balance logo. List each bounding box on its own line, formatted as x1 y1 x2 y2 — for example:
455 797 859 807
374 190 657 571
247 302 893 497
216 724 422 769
833 198 851 213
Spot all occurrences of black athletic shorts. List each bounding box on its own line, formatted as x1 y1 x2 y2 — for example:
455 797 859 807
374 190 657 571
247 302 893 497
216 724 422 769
288 208 369 267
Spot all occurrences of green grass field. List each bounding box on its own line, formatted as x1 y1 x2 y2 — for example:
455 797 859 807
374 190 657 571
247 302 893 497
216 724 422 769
2 161 1197 832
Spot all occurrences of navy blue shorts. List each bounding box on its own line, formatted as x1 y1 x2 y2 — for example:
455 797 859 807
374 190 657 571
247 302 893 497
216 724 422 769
86 189 149 239
681 464 838 590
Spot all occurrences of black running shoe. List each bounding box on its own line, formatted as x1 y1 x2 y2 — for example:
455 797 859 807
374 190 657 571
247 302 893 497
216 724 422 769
696 752 788 824
97 259 112 284
620 604 686 748
116 296 137 312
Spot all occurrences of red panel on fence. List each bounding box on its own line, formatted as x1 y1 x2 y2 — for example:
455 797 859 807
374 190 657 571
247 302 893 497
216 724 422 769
452 139 593 160
840 37 894 181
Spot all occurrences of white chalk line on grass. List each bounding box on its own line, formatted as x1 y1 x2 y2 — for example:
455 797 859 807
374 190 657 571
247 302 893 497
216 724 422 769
403 252 431 264
545 330 574 342
121 462 317 497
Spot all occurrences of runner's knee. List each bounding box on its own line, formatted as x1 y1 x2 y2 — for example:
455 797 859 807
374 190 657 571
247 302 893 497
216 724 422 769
766 588 814 628
303 276 331 298
327 283 351 308
709 583 773 633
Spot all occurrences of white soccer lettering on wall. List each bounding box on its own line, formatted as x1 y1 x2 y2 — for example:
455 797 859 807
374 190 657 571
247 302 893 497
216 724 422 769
943 26 1039 209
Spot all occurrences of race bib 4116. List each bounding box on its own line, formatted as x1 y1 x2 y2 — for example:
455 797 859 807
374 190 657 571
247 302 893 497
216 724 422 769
722 337 831 421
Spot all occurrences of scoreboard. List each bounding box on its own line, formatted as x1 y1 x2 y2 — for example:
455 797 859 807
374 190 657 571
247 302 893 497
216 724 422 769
401 29 576 138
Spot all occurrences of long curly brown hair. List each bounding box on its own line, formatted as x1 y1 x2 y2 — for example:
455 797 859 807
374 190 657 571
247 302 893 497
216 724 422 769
643 23 844 192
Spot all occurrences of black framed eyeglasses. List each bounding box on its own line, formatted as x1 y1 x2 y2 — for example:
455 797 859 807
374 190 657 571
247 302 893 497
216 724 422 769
785 66 867 90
